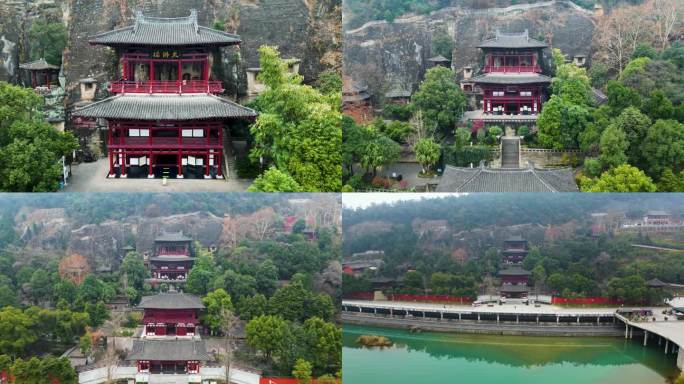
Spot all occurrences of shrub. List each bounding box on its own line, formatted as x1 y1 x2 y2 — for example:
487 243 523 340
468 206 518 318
236 157 261 179
487 126 503 137
583 158 603 177
517 125 530 137
445 145 493 167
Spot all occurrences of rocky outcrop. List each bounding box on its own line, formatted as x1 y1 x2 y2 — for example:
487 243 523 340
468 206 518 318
0 0 340 92
344 0 596 102
13 210 225 272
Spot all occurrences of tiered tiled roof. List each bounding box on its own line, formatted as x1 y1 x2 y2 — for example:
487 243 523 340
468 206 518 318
437 165 578 192
155 231 193 242
472 73 551 85
128 339 212 361
138 292 205 309
19 58 59 71
72 94 257 120
478 30 548 49
89 10 240 47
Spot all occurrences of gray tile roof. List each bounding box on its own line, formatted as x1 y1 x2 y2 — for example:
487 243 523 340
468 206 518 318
478 30 548 49
505 235 526 242
138 292 205 309
127 339 212 361
646 211 670 216
19 58 59 71
72 94 256 120
472 73 551 85
149 256 195 262
436 165 579 192
428 55 450 62
499 267 532 276
156 231 193 242
89 10 240 47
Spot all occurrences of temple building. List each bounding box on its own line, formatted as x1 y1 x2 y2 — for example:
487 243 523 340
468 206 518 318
139 292 204 338
342 75 372 124
128 339 211 379
462 30 551 129
145 231 195 285
19 58 59 89
436 164 579 192
644 211 672 226
498 236 531 299
72 10 257 179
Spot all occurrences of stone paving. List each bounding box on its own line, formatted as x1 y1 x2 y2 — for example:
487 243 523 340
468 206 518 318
62 159 252 192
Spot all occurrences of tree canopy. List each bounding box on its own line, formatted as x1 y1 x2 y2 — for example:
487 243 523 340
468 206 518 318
250 46 341 192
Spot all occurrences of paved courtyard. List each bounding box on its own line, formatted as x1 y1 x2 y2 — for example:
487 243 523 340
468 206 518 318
62 159 252 192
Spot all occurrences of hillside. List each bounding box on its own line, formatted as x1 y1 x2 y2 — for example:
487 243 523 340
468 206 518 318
342 194 684 300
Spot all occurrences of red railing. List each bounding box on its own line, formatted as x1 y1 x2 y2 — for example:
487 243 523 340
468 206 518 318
109 136 221 148
552 297 624 305
108 80 224 94
389 294 474 303
484 65 541 73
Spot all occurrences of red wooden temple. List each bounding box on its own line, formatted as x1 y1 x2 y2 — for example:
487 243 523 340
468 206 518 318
72 9 256 179
138 291 204 337
499 236 531 298
465 30 551 127
19 58 59 89
146 231 195 284
128 339 210 376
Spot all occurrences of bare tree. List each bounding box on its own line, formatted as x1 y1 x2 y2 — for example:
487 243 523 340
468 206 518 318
649 0 682 49
218 308 239 384
594 5 646 73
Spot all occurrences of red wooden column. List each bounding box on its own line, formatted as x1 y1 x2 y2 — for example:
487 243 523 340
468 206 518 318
177 60 182 92
31 71 36 88
217 149 223 177
177 151 183 178
120 150 127 178
205 150 210 178
148 152 154 178
108 150 114 177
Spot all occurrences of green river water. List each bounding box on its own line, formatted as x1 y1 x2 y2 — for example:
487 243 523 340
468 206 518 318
343 324 681 384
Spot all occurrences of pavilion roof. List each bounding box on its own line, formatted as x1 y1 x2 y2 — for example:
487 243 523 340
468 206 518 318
138 292 205 310
427 55 450 63
19 58 59 71
155 231 192 242
149 256 195 262
72 94 256 121
478 30 548 49
89 10 240 47
646 278 667 288
646 210 670 216
436 165 579 193
499 267 532 276
505 235 526 242
127 339 212 361
471 73 551 85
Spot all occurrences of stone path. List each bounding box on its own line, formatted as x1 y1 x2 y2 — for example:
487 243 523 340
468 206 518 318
63 159 252 192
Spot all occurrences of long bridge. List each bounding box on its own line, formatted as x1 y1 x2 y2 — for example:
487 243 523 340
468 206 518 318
342 300 684 370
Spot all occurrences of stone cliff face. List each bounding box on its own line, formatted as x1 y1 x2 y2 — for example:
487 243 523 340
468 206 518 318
0 0 340 94
15 210 224 272
344 0 596 102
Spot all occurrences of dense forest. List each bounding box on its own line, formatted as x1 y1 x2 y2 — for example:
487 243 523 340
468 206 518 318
0 194 342 381
343 194 684 302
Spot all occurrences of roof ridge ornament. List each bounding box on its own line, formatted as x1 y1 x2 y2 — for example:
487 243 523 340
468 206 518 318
190 9 199 33
134 10 144 34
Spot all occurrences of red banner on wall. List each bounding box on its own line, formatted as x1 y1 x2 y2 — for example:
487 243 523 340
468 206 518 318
551 297 624 305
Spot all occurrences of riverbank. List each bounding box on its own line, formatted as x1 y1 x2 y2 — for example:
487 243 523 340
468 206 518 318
342 313 625 336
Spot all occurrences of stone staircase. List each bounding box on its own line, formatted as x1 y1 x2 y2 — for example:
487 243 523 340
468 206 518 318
501 138 520 168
